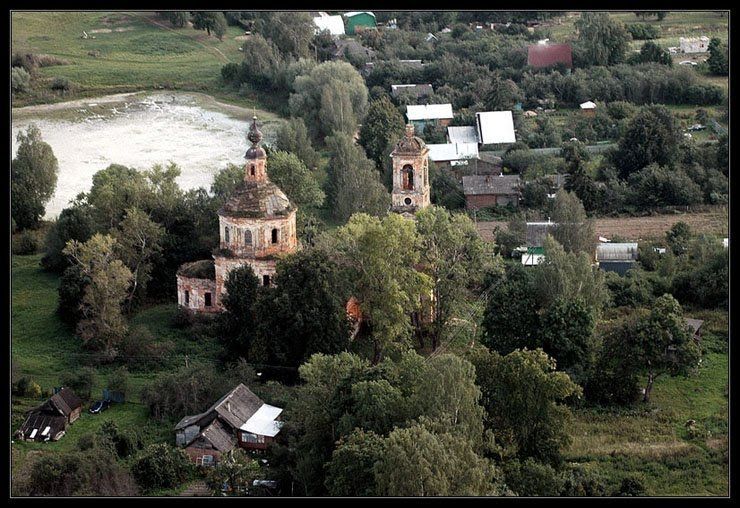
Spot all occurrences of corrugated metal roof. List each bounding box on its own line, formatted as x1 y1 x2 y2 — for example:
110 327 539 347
447 126 479 144
526 221 558 247
596 242 638 261
462 174 520 196
580 101 597 109
313 15 345 36
476 111 516 144
240 404 283 437
427 142 478 162
406 103 453 121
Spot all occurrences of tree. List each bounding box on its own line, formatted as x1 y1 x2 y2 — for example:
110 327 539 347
321 214 433 363
266 150 324 209
11 66 31 93
633 41 672 66
60 367 97 401
164 11 189 27
86 164 152 230
358 95 406 170
429 162 465 210
575 12 631 66
628 164 703 208
485 76 524 111
415 207 492 350
289 61 368 141
325 429 386 496
374 425 500 496
41 201 97 273
191 11 227 40
562 141 599 211
540 298 596 383
275 117 320 169
111 207 165 310
707 38 728 76
11 124 59 229
221 265 260 357
130 444 193 493
248 249 351 367
237 34 285 91
211 163 243 203
63 234 133 360
611 105 681 179
107 367 129 397
257 11 315 59
58 264 90 326
468 347 582 465
549 190 595 256
481 263 541 355
205 449 261 496
504 458 564 496
324 132 391 222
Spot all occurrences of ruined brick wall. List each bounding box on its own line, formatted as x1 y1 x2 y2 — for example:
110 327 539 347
214 256 280 309
177 275 219 313
391 151 431 213
219 211 297 259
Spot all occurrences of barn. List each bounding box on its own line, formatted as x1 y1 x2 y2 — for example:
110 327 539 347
15 387 83 442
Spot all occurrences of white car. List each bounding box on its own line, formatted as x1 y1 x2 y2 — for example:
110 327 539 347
679 60 698 66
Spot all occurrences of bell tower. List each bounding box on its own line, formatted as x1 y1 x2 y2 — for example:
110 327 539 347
391 124 430 216
244 116 267 183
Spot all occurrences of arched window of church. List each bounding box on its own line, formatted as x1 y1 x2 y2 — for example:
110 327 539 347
402 165 414 190
224 226 230 244
271 228 279 244
244 229 252 246
250 165 255 176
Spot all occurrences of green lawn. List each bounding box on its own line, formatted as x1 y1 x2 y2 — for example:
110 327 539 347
11 11 248 106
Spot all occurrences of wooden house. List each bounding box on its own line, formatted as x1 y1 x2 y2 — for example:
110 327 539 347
15 387 83 442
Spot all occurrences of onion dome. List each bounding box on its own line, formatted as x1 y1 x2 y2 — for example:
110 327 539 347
245 115 266 159
393 123 427 154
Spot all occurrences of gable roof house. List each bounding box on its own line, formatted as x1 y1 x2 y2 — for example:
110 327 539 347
527 43 573 69
175 384 283 465
428 142 479 166
343 11 377 34
475 111 516 146
15 387 83 442
596 242 638 276
520 220 559 266
406 103 454 129
391 83 434 101
463 174 521 210
685 318 704 344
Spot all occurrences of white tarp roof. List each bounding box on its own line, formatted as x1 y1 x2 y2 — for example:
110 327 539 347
313 15 345 36
580 101 596 109
447 125 479 144
428 143 479 162
406 103 453 121
476 111 516 144
240 404 283 437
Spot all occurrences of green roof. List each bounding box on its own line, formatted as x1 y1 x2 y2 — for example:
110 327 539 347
527 247 545 255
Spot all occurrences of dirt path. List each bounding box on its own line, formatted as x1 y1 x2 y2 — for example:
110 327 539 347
476 210 729 242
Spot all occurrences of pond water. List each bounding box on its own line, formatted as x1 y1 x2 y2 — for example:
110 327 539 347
11 92 277 220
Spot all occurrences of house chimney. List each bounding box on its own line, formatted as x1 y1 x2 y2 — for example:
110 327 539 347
499 172 503 177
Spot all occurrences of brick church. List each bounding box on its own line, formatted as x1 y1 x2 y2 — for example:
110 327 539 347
176 116 298 313
176 118 430 314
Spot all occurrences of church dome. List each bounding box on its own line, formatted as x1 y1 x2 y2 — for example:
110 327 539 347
393 123 427 154
218 180 295 219
245 116 266 159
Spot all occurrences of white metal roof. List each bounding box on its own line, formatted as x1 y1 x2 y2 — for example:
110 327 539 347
344 11 376 19
475 111 516 144
580 101 596 109
313 15 345 36
447 125 479 144
406 103 453 121
240 403 283 437
427 143 479 162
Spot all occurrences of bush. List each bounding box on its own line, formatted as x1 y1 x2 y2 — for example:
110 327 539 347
626 24 660 40
131 444 193 492
12 230 39 255
504 458 564 496
221 62 239 83
107 367 129 397
28 381 42 399
51 77 71 91
57 264 90 327
60 367 97 401
121 325 175 371
11 66 31 93
614 475 646 496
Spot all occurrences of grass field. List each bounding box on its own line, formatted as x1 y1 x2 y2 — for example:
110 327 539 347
11 11 249 107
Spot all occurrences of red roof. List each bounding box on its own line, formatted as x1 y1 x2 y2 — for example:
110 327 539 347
527 44 573 69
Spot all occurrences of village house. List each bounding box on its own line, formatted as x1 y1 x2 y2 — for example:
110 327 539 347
685 318 704 344
312 13 345 37
462 174 521 210
391 83 434 101
343 11 377 35
580 101 597 116
176 117 298 313
16 387 83 442
175 384 283 465
520 220 559 266
427 142 479 167
680 36 710 53
406 103 454 130
527 42 573 70
596 242 639 276
475 111 517 146
447 125 479 144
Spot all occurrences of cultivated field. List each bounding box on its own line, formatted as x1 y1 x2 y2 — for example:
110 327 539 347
476 208 729 242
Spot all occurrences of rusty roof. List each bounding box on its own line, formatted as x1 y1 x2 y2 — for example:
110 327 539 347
527 43 573 68
218 180 295 219
462 174 521 196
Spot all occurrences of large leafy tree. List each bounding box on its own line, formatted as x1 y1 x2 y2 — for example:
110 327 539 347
41 200 97 273
205 449 261 496
358 95 406 170
248 249 351 367
266 150 325 209
275 117 320 169
633 41 672 66
415 206 492 350
221 265 260 357
325 429 385 496
707 37 728 76
320 213 433 362
610 105 681 179
324 132 391 222
468 347 582 465
63 234 133 360
575 12 631 66
11 124 59 229
191 11 227 40
86 164 152 230
549 190 595 256
540 297 596 383
256 11 315 59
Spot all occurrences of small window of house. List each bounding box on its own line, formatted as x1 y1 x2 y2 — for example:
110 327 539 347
204 292 212 307
184 290 190 305
224 226 230 243
263 275 270 287
202 455 214 466
271 228 278 244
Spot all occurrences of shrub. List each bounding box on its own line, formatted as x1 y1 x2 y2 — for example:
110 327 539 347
28 381 42 399
614 475 646 496
11 66 31 93
626 24 660 40
51 77 71 91
131 444 193 492
12 377 31 396
221 62 239 83
107 367 129 397
12 230 39 255
60 367 97 401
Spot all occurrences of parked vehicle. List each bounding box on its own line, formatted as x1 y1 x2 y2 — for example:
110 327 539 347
89 399 111 414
